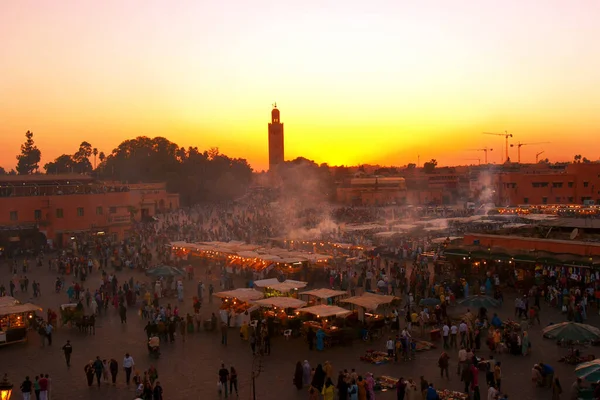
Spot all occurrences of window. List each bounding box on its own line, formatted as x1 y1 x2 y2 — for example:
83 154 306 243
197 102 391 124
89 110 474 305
568 182 574 188
552 182 563 188
523 197 529 204
56 208 64 218
584 182 589 188
34 209 42 220
555 197 561 203
109 207 117 214
77 207 84 217
9 211 18 221
568 197 574 203
542 197 548 204
96 206 103 215
532 182 549 188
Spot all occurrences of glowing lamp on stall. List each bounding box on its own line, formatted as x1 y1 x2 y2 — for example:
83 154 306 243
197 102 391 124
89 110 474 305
0 374 13 400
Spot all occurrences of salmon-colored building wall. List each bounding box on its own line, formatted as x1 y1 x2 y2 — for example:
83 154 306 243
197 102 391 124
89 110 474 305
463 233 600 257
0 177 179 246
494 163 600 205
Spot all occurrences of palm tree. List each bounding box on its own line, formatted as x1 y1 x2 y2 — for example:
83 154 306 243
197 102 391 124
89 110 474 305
93 148 98 169
99 151 106 164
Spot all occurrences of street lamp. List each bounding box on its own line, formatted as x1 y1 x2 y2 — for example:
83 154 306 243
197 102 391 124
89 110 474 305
0 374 13 400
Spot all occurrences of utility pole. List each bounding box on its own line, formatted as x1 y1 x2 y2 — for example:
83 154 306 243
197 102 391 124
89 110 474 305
252 354 264 400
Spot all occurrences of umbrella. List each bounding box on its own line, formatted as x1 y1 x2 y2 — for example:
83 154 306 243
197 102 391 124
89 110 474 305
145 265 186 277
575 360 600 382
457 295 500 309
542 322 600 342
419 298 441 307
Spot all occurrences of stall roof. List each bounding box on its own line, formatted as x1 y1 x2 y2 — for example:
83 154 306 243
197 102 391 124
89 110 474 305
298 305 352 318
0 296 21 307
431 236 463 244
213 289 264 302
253 278 308 292
0 303 42 316
253 297 307 309
300 288 347 299
340 292 398 311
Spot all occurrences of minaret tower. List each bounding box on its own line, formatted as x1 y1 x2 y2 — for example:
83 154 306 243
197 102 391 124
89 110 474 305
268 103 284 171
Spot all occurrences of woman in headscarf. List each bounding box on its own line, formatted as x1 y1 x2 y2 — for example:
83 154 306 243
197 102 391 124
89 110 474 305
302 360 312 387
365 373 376 400
348 379 359 400
522 331 530 356
293 362 303 390
357 376 367 400
322 377 335 400
404 378 419 400
311 364 326 392
84 361 95 387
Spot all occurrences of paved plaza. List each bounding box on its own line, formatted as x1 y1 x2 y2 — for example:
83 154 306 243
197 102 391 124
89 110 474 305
2 261 597 399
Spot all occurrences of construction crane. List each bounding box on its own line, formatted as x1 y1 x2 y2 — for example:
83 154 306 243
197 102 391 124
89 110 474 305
464 158 481 165
510 142 551 163
468 148 493 164
536 151 545 163
483 131 513 163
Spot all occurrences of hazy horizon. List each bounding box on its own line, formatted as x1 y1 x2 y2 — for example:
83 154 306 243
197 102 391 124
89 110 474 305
2 1 599 171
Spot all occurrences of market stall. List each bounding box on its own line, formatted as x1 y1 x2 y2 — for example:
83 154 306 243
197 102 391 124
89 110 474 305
253 278 307 298
340 292 399 321
0 302 42 345
253 297 307 334
213 288 263 327
297 305 352 348
299 288 348 306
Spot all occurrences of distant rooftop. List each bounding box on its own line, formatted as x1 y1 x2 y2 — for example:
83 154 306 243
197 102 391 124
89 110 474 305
0 174 93 184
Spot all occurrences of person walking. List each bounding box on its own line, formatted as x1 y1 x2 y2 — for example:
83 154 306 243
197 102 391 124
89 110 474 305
61 340 73 367
438 352 450 380
92 357 104 387
109 359 119 385
218 363 229 398
123 353 135 385
20 376 33 400
229 366 238 397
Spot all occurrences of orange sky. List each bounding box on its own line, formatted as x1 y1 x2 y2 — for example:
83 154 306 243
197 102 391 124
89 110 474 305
1 1 600 172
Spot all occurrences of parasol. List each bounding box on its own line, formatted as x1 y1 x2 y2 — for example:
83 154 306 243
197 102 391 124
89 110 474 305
542 322 600 342
575 359 600 382
419 298 441 307
457 295 500 309
145 265 186 277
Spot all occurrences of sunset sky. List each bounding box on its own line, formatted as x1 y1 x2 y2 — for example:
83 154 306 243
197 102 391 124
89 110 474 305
2 1 600 172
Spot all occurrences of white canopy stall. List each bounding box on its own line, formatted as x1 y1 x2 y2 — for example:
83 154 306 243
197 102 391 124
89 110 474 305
213 289 263 327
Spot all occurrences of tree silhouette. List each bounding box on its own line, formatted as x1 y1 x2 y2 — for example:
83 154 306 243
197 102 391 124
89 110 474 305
574 154 582 163
0 166 6 175
98 151 106 164
423 159 438 173
16 130 42 174
95 136 253 204
44 141 94 174
93 148 98 169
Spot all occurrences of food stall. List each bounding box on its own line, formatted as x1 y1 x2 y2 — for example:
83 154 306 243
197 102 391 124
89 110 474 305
299 288 348 306
213 288 263 327
253 278 308 298
340 292 399 322
253 297 307 334
0 300 42 345
297 305 352 347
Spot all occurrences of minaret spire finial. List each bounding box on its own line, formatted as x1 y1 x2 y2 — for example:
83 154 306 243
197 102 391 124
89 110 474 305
273 102 277 108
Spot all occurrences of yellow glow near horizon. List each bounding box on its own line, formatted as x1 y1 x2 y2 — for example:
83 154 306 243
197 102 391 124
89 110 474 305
1 1 600 172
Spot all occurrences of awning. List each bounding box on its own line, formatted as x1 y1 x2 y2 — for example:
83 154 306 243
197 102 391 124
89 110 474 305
300 288 348 299
0 303 42 316
213 288 264 302
253 278 308 293
253 297 307 309
297 305 352 318
340 292 399 311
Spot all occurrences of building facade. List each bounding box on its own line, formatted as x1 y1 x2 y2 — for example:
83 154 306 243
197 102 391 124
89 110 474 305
268 104 284 171
493 163 600 205
0 174 179 247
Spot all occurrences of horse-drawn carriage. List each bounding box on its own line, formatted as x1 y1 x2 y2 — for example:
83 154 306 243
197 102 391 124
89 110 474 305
60 303 96 334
